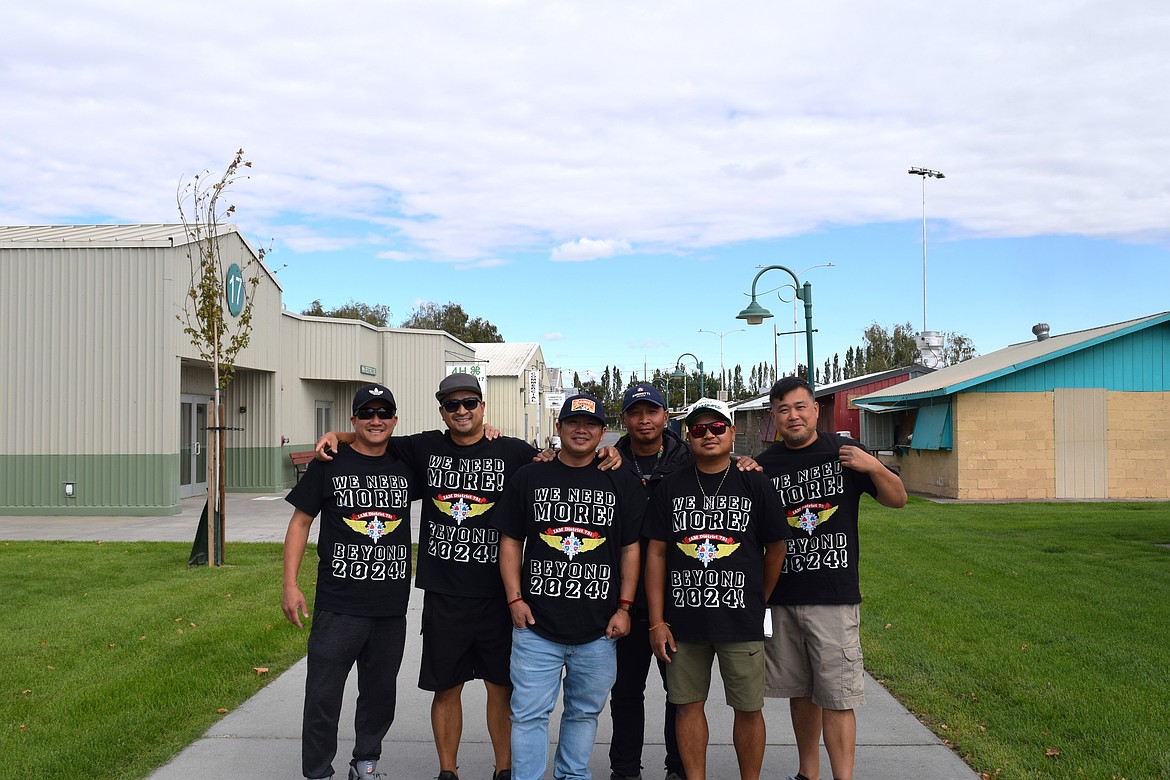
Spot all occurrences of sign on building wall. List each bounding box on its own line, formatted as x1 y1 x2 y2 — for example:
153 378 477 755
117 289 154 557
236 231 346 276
448 363 489 397
527 369 539 404
545 392 565 410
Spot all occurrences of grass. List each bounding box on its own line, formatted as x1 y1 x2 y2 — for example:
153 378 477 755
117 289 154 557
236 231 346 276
0 541 316 779
3 505 1169 779
858 498 1170 779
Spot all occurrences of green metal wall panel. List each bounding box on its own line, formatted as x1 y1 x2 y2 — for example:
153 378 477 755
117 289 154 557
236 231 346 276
0 454 180 515
223 446 288 492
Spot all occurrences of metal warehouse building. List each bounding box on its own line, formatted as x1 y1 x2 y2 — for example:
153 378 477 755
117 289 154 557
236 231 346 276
0 225 549 516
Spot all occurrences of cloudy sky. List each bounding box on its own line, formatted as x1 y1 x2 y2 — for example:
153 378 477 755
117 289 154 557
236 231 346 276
5 1 1169 386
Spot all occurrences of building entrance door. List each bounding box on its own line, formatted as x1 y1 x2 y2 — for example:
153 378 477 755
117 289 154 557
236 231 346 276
180 395 209 499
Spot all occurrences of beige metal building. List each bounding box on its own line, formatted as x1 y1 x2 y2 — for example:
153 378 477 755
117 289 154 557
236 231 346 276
465 342 561 448
0 225 486 515
854 313 1170 500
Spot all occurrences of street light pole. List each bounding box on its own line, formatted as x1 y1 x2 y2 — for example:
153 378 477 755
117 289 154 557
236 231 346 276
672 352 705 406
736 266 817 395
908 166 945 333
758 263 833 382
698 328 744 398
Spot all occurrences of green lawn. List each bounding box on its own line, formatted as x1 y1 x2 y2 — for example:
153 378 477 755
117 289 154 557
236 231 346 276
3 502 1169 779
858 498 1170 779
1 541 315 779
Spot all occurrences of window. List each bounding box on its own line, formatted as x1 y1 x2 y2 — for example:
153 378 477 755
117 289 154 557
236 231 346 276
315 401 333 442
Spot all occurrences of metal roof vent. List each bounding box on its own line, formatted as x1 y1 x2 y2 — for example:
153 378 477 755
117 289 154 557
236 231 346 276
1032 323 1050 341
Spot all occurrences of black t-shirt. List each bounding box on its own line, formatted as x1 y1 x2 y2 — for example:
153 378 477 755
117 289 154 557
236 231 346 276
391 431 538 597
492 457 645 644
285 444 414 617
756 434 878 606
616 428 694 609
644 465 790 641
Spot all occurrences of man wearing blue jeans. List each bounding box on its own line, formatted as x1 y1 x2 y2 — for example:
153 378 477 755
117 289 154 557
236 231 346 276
493 394 645 780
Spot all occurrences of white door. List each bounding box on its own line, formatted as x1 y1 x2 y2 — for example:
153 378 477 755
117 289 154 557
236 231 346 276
180 395 209 499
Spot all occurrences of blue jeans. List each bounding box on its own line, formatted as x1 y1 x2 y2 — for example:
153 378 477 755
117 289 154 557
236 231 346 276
510 627 617 780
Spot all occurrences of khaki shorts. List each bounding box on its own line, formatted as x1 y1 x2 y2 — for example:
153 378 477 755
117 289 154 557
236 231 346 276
665 639 765 712
764 603 865 710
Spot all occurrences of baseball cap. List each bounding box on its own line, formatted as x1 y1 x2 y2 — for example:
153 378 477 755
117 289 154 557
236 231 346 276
435 372 483 401
621 384 666 413
684 397 732 426
558 393 606 425
352 384 396 414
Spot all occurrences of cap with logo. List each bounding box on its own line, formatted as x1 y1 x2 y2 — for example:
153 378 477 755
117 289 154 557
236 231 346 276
435 372 483 401
558 393 607 425
621 384 666 413
684 397 732 426
352 384 397 414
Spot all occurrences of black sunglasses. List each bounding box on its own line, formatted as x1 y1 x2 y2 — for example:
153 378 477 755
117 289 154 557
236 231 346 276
688 421 730 438
441 397 482 413
355 406 395 420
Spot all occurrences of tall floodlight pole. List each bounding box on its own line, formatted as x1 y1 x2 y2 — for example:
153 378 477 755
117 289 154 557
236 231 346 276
908 167 945 333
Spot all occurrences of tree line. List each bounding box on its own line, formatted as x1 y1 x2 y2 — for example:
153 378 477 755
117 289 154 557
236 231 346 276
304 297 977 414
302 299 504 343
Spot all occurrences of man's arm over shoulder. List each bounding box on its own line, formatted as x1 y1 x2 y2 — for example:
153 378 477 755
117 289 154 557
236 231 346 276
839 441 907 508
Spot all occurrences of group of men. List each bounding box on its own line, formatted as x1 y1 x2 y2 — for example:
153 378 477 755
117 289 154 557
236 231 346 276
282 371 906 780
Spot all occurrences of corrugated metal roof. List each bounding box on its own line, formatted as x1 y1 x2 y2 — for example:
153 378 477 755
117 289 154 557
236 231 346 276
728 365 933 412
469 342 540 376
859 311 1170 404
0 224 234 246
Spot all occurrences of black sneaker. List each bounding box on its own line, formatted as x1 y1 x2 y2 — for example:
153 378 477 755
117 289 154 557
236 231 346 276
492 771 511 780
437 772 459 780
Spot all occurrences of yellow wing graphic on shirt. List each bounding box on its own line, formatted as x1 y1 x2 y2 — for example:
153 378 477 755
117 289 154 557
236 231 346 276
343 514 401 541
676 542 741 559
788 504 837 533
432 497 493 519
539 532 607 553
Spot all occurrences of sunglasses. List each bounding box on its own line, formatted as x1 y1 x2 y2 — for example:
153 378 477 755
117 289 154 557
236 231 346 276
688 421 730 438
441 397 482 413
355 406 395 420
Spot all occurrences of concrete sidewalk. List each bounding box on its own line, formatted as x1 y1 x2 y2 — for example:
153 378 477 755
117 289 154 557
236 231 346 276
4 494 979 780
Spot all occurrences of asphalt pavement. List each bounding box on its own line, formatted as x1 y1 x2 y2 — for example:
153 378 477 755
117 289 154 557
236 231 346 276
2 492 980 780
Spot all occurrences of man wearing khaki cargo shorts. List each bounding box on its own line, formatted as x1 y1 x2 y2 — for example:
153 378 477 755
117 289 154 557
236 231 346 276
756 377 907 780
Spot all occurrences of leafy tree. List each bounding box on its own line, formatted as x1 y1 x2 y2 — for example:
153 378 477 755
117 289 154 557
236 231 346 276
176 148 261 566
571 371 581 390
302 298 391 327
942 331 978 364
731 365 746 400
400 301 504 343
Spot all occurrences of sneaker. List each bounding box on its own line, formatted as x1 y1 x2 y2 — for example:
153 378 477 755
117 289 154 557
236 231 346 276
492 772 511 780
437 772 459 780
665 773 684 780
349 760 382 779
611 774 642 780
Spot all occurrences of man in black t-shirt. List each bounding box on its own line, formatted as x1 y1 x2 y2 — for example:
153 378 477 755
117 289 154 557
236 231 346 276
756 377 907 780
493 394 644 780
644 398 788 780
317 372 540 780
283 384 414 780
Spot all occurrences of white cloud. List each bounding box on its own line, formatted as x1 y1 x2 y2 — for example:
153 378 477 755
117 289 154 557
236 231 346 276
4 0 1170 255
543 332 564 341
550 238 633 262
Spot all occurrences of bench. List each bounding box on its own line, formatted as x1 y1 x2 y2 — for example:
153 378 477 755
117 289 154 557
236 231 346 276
289 451 316 482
